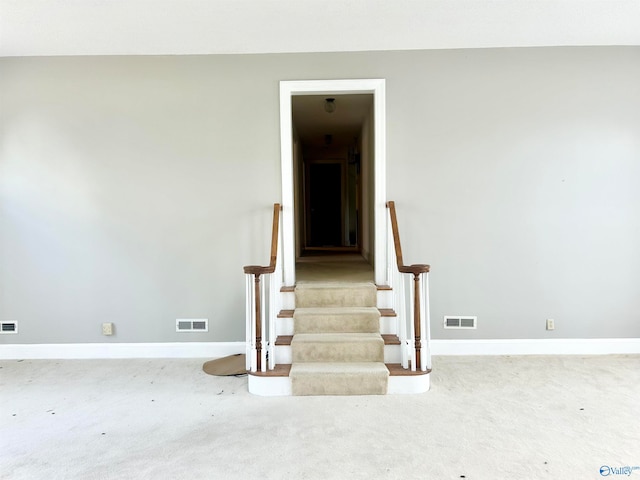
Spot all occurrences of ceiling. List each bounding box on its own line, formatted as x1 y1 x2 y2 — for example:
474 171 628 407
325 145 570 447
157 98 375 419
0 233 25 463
292 95 373 151
1 0 639 57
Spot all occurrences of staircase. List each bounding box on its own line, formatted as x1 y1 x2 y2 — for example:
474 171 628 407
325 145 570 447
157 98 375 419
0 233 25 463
290 282 387 395
247 278 431 396
244 203 431 396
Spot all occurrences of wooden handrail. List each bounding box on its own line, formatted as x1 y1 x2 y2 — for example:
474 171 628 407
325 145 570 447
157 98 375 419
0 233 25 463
386 201 430 276
243 203 281 276
386 201 430 370
243 203 282 371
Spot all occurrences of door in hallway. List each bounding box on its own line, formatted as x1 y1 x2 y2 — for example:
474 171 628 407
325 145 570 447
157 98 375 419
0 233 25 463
307 162 342 247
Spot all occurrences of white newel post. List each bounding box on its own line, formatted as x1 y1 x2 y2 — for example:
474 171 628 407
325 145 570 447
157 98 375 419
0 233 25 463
245 274 250 371
408 275 417 372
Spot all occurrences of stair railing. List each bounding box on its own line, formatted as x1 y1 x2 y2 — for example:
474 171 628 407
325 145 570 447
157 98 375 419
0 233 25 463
244 204 282 373
386 201 432 372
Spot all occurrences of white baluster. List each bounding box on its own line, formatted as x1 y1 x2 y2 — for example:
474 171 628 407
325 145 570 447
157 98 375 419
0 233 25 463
407 274 416 372
260 275 267 372
418 272 426 372
423 272 431 372
248 274 258 372
268 272 277 370
245 274 252 371
398 270 408 369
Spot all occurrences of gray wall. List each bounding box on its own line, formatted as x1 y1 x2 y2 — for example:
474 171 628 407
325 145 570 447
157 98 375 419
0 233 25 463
1 47 639 344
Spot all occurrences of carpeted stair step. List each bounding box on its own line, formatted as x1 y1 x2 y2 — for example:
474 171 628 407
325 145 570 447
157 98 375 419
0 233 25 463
290 362 389 395
295 282 377 308
292 333 384 363
294 307 380 334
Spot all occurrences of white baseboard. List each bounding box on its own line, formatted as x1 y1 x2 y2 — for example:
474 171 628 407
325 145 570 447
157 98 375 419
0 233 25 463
0 342 245 360
2 338 638 360
431 338 640 356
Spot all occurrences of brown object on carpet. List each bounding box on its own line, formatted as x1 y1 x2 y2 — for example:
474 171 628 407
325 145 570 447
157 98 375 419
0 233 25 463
202 354 247 376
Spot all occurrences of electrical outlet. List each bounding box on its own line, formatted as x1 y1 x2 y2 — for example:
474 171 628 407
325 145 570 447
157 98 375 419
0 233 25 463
546 319 555 331
102 323 114 336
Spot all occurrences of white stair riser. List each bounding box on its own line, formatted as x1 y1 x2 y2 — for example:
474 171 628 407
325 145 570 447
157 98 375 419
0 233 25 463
384 344 401 364
281 291 295 310
387 373 430 394
379 316 396 335
247 373 430 396
376 289 393 309
275 345 292 364
248 375 292 396
277 318 294 336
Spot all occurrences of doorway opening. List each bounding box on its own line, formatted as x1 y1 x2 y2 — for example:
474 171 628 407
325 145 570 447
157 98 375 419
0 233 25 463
292 94 372 257
279 80 387 287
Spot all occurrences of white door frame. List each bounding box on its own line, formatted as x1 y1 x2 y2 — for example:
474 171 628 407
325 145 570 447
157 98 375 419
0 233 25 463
279 79 387 286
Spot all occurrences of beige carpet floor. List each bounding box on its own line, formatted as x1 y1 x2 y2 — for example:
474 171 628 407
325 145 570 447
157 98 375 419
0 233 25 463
1 355 639 479
296 254 374 283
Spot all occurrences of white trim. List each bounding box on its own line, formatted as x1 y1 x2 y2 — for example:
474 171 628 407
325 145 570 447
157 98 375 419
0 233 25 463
279 79 387 286
248 375 292 396
279 83 295 286
372 80 387 286
388 373 430 394
275 345 292 365
431 338 640 356
0 342 245 360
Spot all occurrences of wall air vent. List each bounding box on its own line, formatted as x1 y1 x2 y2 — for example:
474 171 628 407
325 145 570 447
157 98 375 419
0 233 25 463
444 316 477 329
0 321 18 334
176 319 208 332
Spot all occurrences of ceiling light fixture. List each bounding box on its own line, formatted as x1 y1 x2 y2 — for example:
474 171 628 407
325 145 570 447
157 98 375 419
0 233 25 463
324 98 336 113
